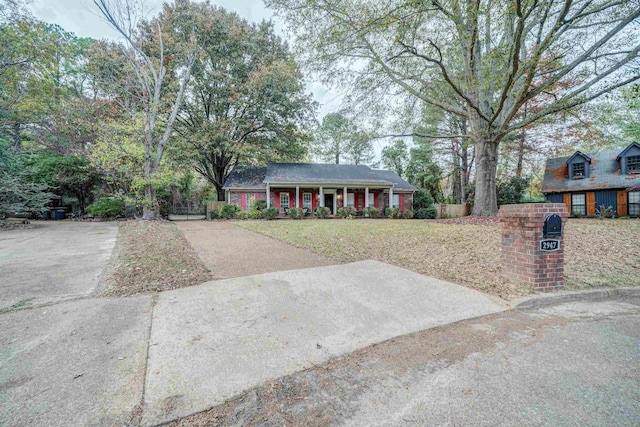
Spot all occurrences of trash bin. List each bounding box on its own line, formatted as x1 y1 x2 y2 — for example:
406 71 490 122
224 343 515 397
54 209 66 220
43 210 51 220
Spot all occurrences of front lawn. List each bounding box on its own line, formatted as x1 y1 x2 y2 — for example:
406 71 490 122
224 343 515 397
237 218 640 299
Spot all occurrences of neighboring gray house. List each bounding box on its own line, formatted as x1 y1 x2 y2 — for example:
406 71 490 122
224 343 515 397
542 141 640 217
223 163 416 214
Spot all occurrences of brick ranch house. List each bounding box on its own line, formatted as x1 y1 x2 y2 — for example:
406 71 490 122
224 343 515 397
223 162 416 215
542 141 640 217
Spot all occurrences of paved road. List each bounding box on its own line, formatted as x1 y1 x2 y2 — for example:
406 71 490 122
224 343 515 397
0 221 118 310
170 298 640 427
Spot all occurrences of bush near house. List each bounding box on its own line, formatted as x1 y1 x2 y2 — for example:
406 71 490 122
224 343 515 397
288 207 304 219
261 207 279 220
365 207 380 218
415 207 438 219
385 207 400 219
314 206 330 218
86 198 125 218
220 204 241 219
337 206 357 218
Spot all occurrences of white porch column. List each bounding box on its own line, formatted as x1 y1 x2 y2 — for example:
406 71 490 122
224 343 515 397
319 186 324 207
225 190 229 203
295 186 300 208
343 186 347 208
365 187 369 208
389 187 394 208
266 183 270 208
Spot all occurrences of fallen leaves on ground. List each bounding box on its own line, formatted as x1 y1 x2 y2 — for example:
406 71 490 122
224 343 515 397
102 220 212 297
239 218 640 299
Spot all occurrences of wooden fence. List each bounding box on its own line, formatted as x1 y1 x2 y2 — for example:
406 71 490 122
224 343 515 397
206 201 227 216
435 203 469 218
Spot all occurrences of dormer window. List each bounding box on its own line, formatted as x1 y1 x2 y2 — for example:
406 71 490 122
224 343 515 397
628 155 640 172
572 162 585 178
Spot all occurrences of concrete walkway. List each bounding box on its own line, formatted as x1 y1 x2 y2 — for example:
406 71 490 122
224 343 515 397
142 260 503 425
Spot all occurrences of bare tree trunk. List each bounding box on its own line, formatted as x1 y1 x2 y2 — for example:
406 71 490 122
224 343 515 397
143 184 158 220
472 138 499 216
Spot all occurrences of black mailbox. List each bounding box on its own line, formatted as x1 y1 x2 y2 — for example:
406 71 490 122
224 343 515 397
543 214 562 237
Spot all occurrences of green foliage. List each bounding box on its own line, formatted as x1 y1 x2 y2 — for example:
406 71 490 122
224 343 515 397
247 209 262 219
414 207 438 219
314 112 373 165
413 189 435 209
255 200 267 211
86 198 125 218
209 209 219 219
596 205 614 219
571 211 583 219
235 211 248 220
287 207 304 219
497 177 530 206
337 206 357 218
381 140 408 178
161 2 314 200
0 138 52 216
262 207 279 220
314 206 330 219
406 140 442 201
385 207 400 219
220 204 241 219
402 209 414 219
365 206 380 218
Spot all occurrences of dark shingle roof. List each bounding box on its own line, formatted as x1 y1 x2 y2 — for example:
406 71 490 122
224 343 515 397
223 167 266 189
223 163 415 191
542 148 640 193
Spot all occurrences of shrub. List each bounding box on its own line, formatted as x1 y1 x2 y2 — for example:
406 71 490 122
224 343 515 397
414 207 438 219
571 211 583 218
255 200 267 211
86 198 125 218
365 207 380 218
413 189 435 209
247 209 262 219
402 209 414 219
209 209 220 220
314 206 330 219
262 207 279 220
337 206 357 218
385 207 400 219
235 211 248 220
596 205 614 219
288 207 304 219
220 204 241 219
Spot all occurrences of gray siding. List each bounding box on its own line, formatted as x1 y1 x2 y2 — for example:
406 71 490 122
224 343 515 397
546 193 563 203
595 190 618 211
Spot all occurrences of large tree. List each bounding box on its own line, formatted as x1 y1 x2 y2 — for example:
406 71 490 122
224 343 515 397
315 112 374 165
159 1 314 201
93 0 196 219
268 0 640 215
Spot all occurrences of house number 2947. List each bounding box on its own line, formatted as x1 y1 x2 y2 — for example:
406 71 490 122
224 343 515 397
540 239 560 252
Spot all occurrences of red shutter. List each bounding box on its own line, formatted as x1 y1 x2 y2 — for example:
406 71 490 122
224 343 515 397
290 191 294 207
374 192 379 208
275 192 280 210
241 193 247 211
399 194 404 212
312 191 317 210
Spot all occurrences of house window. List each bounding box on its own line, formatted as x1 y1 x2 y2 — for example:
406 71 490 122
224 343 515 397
572 162 585 178
628 155 640 172
629 191 640 217
392 194 400 208
303 192 312 210
279 193 289 213
346 193 354 207
368 193 375 207
571 193 586 216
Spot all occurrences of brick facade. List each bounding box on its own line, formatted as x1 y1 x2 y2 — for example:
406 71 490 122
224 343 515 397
498 203 569 291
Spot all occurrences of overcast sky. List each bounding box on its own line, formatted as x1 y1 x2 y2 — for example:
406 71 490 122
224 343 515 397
28 0 342 118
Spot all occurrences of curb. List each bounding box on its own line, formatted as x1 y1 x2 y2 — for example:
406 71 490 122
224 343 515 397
515 287 640 310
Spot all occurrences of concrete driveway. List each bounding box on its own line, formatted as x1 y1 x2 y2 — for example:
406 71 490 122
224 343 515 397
0 221 118 310
0 221 152 426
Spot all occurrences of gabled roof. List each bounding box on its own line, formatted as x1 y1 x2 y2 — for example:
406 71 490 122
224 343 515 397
616 141 640 160
565 150 591 164
223 163 416 191
542 148 640 194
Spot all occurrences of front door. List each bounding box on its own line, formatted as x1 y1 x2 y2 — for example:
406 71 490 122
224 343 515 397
324 194 334 214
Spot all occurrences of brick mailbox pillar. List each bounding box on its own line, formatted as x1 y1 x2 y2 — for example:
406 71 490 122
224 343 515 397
497 203 569 291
